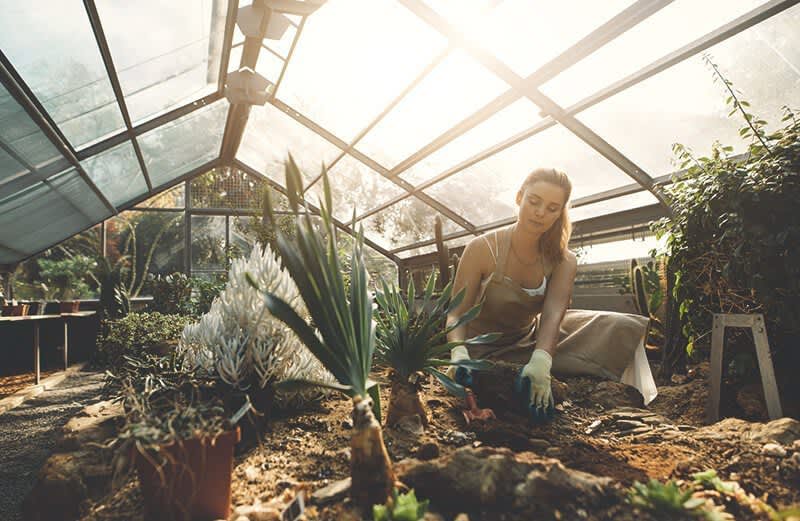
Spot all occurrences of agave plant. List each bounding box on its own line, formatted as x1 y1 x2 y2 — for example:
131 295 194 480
375 272 497 427
248 156 393 509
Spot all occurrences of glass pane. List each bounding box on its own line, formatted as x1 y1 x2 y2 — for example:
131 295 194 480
229 215 255 259
467 0 634 78
191 215 226 270
400 99 542 185
0 144 27 185
541 0 766 106
255 46 286 85
136 184 185 209
0 83 63 169
278 0 447 142
228 45 244 73
108 210 185 281
305 155 406 222
356 49 510 169
0 1 126 149
358 198 462 251
424 123 638 226
237 102 342 184
0 168 111 256
80 140 147 208
138 100 228 188
569 191 659 223
577 5 800 178
95 0 228 124
190 167 264 210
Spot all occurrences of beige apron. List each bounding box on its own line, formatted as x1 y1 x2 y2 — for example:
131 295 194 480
464 226 650 381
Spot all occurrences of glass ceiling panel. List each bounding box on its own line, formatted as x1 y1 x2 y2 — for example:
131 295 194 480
359 197 463 252
237 102 342 185
305 154 406 222
0 168 110 256
400 98 542 185
278 0 447 143
569 191 659 223
449 0 635 78
577 5 800 179
357 49 510 169
423 123 638 227
139 100 228 189
95 0 228 125
80 140 147 208
0 144 26 185
0 82 62 170
541 0 765 107
0 0 126 149
255 48 286 85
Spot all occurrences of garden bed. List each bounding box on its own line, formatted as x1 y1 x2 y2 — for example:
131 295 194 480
78 365 799 521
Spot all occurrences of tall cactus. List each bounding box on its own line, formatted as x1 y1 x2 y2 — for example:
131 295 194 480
632 264 649 318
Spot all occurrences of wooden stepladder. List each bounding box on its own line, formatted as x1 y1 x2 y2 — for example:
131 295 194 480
706 313 783 423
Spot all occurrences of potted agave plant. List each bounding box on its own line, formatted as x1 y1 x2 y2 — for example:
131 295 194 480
375 273 498 427
110 353 249 521
247 156 393 509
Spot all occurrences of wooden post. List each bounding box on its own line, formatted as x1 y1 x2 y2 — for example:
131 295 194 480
34 323 40 385
63 320 69 370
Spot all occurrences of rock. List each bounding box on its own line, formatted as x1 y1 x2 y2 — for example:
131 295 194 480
614 419 648 430
440 430 475 446
671 374 688 385
544 447 560 457
454 514 470 521
395 414 425 436
396 446 612 517
245 465 260 482
310 477 351 506
416 442 440 461
58 399 123 452
762 443 787 457
793 439 800 452
233 500 281 521
422 513 445 521
693 417 800 445
585 420 602 435
22 449 112 521
590 381 644 409
527 438 550 452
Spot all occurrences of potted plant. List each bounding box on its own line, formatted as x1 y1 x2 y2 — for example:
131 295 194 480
248 157 394 509
374 273 497 427
37 255 95 312
110 353 248 521
1 299 29 316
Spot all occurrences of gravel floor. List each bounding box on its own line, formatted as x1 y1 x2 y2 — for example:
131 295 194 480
0 368 105 521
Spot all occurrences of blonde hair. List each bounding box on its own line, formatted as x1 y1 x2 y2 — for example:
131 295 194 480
519 168 572 267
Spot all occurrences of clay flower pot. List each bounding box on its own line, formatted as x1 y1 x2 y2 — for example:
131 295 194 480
2 303 29 316
59 300 80 313
134 427 240 521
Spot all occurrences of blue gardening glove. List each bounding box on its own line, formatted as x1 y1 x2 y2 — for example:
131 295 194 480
514 349 554 422
446 345 473 387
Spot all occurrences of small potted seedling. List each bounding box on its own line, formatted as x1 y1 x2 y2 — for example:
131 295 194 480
110 353 248 521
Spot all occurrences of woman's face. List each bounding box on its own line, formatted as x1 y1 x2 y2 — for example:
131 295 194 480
516 181 567 234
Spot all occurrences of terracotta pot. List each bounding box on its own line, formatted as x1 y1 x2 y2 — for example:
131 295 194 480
135 427 240 521
2 304 29 316
59 301 80 313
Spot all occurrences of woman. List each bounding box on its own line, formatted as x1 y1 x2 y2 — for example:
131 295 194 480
446 168 657 419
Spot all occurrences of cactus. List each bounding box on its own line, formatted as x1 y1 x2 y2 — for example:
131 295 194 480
632 264 649 318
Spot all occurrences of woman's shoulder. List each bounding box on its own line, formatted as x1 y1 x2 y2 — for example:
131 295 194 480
545 249 577 277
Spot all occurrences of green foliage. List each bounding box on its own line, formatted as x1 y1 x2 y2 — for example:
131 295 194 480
146 272 193 315
252 157 376 399
374 272 498 397
188 273 227 317
627 479 706 515
373 489 429 521
95 312 193 368
37 254 96 300
654 56 800 362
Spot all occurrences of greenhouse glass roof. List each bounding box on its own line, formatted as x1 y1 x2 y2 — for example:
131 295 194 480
1 0 799 265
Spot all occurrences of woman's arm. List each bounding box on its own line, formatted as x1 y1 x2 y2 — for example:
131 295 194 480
446 237 490 345
534 250 578 354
